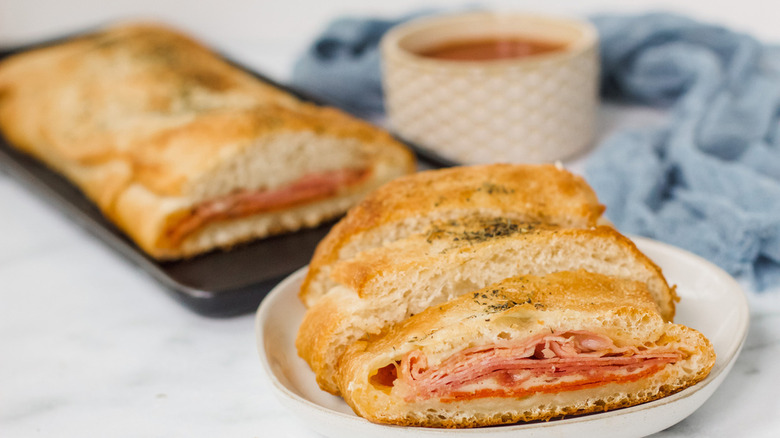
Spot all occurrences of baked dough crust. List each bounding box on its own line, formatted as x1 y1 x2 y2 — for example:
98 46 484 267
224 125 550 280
300 163 605 306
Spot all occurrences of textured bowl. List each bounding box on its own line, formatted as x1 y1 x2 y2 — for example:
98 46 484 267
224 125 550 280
381 12 599 165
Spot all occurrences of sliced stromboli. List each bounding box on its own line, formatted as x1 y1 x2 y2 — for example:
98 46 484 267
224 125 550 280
300 163 605 307
336 271 715 428
0 23 414 259
107 104 414 258
296 224 677 394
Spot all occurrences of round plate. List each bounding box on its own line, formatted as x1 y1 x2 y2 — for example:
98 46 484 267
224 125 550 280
256 237 749 438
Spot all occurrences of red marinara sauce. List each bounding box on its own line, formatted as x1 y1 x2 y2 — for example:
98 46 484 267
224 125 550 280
418 38 566 61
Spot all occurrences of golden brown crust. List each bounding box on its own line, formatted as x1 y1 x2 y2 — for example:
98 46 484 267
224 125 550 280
0 23 299 167
330 225 676 319
0 22 414 259
341 271 665 364
335 272 715 427
300 163 605 305
295 290 350 394
357 379 711 427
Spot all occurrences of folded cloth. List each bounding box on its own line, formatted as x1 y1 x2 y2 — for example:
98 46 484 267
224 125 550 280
290 11 780 306
291 12 429 117
585 13 780 303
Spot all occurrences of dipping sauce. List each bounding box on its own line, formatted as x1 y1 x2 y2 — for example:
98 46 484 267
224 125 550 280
418 38 566 61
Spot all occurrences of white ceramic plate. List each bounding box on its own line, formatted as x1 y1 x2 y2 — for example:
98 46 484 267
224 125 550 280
256 237 749 438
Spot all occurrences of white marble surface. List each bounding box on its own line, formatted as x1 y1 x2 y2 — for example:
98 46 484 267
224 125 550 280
2 1 780 437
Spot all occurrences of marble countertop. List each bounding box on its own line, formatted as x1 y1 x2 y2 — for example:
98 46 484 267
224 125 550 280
2 2 780 437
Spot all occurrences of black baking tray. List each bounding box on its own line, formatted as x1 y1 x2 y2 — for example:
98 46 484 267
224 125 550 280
0 30 455 317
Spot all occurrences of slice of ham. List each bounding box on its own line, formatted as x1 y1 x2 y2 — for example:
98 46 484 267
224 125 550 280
394 331 682 402
167 168 369 244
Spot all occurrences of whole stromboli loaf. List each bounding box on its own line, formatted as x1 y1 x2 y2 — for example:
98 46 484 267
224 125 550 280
295 164 708 428
0 23 414 259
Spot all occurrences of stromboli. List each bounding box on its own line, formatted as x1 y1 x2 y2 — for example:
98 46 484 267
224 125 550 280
337 271 714 427
0 23 414 259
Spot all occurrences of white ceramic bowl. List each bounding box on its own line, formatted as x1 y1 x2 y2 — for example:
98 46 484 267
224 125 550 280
381 12 599 165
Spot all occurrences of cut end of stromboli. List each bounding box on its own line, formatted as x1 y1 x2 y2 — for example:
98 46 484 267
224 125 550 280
335 272 715 428
112 106 415 259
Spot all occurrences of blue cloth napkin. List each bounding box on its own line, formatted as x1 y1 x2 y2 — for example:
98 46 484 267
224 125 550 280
586 13 780 292
291 12 429 117
290 12 780 293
